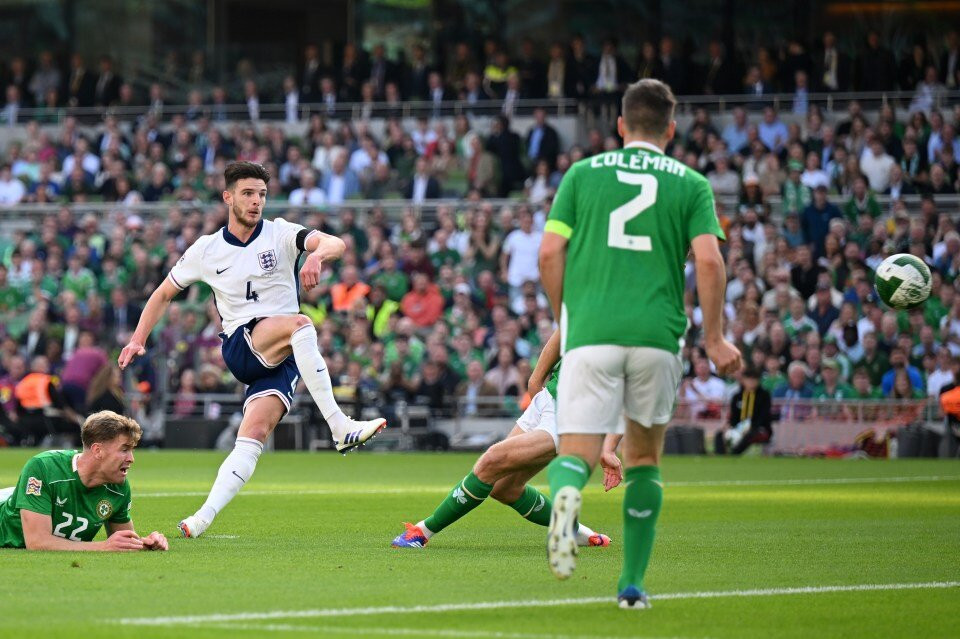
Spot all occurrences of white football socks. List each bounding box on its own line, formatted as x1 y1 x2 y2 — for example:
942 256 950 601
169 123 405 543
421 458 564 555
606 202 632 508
575 522 597 545
196 437 264 523
416 520 435 539
289 324 350 436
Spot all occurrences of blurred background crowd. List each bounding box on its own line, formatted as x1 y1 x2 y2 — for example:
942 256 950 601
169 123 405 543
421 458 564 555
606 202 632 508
0 1 958 447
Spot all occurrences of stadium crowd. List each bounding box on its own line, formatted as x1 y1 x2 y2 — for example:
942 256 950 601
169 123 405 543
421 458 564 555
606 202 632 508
2 29 960 118
0 32 959 445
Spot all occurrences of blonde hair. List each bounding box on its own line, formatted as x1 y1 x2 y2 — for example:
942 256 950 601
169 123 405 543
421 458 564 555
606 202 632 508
81 411 142 448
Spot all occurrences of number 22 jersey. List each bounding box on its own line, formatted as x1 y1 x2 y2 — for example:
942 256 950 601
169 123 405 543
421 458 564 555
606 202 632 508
0 450 131 548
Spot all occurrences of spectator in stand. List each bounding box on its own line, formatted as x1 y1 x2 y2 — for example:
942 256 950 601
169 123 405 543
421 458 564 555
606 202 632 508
467 136 498 197
483 345 521 398
791 70 810 115
403 157 440 203
500 209 542 307
801 185 842 258
331 265 371 313
860 138 896 193
526 107 559 170
94 55 123 107
65 53 97 108
858 31 897 91
86 364 127 416
457 359 500 416
401 272 443 328
289 169 326 206
881 347 924 397
809 281 840 337
707 155 740 196
681 356 727 418
322 151 360 205
486 115 524 196
723 106 750 154
909 65 946 115
715 368 773 455
0 165 25 205
758 107 789 154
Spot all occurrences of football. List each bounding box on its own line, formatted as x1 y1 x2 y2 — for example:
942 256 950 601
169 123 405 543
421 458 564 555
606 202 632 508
874 253 932 310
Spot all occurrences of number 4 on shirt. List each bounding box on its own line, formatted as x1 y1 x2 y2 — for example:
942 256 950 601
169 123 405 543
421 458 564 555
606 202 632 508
246 281 260 302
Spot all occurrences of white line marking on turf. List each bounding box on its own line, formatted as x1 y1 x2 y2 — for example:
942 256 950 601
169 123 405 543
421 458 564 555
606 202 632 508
667 475 960 488
207 534 240 539
116 581 960 626
202 622 655 639
135 475 960 498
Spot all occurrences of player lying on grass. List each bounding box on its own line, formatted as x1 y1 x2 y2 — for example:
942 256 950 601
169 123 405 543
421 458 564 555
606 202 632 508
392 330 619 548
119 161 386 539
0 410 168 551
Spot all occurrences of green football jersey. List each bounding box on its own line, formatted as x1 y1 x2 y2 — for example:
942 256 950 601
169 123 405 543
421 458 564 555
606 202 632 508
0 450 132 548
544 361 561 399
547 142 725 354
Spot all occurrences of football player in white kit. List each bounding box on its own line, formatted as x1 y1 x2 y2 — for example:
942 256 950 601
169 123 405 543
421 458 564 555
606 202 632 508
119 161 386 538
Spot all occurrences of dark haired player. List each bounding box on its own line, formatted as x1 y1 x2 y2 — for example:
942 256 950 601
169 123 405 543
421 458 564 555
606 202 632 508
119 161 386 539
540 79 741 607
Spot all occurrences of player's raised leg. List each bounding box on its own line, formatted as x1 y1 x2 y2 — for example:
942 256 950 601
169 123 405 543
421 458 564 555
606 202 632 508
250 314 385 453
179 394 284 538
616 420 667 610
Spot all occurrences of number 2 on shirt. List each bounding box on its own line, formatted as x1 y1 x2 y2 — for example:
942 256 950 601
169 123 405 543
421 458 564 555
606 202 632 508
608 171 657 252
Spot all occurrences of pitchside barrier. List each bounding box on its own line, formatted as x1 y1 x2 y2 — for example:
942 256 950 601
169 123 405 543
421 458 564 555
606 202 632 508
150 392 958 457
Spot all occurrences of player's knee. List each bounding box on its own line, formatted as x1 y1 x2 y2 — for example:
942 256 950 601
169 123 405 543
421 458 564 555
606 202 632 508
240 420 272 443
293 314 313 330
473 445 509 482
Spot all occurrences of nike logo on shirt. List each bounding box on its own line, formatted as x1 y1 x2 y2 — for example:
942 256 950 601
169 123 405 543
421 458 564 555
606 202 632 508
216 266 231 274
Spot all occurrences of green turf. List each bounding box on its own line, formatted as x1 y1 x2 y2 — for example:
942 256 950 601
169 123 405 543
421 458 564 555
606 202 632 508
0 449 957 639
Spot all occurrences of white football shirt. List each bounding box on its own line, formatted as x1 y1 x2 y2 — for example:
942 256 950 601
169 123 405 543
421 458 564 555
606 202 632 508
168 217 317 337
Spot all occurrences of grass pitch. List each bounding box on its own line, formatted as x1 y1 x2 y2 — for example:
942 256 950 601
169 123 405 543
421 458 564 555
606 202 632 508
0 448 957 639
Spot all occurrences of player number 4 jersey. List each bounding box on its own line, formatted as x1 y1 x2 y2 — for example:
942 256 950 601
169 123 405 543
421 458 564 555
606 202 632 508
168 217 317 337
546 142 725 355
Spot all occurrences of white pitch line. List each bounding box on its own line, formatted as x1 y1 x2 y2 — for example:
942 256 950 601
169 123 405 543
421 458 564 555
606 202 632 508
116 581 960 627
667 475 960 488
202 622 650 639
134 475 960 498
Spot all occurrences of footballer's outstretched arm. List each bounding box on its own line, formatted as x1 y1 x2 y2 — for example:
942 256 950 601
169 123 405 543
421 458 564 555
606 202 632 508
118 277 180 370
539 232 568 320
528 329 561 396
300 231 347 291
21 510 146 551
691 234 742 377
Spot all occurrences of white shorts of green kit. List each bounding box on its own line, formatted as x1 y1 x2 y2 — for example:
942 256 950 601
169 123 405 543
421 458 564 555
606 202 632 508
516 388 560 449
557 345 683 434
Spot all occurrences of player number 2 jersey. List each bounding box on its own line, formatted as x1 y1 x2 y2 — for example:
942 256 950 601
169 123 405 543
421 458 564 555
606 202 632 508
546 142 725 355
168 217 315 337
0 450 132 548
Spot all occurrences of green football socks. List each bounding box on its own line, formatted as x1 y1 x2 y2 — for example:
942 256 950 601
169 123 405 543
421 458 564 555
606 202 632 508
508 485 553 526
423 472 493 534
618 465 663 592
547 455 592 497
